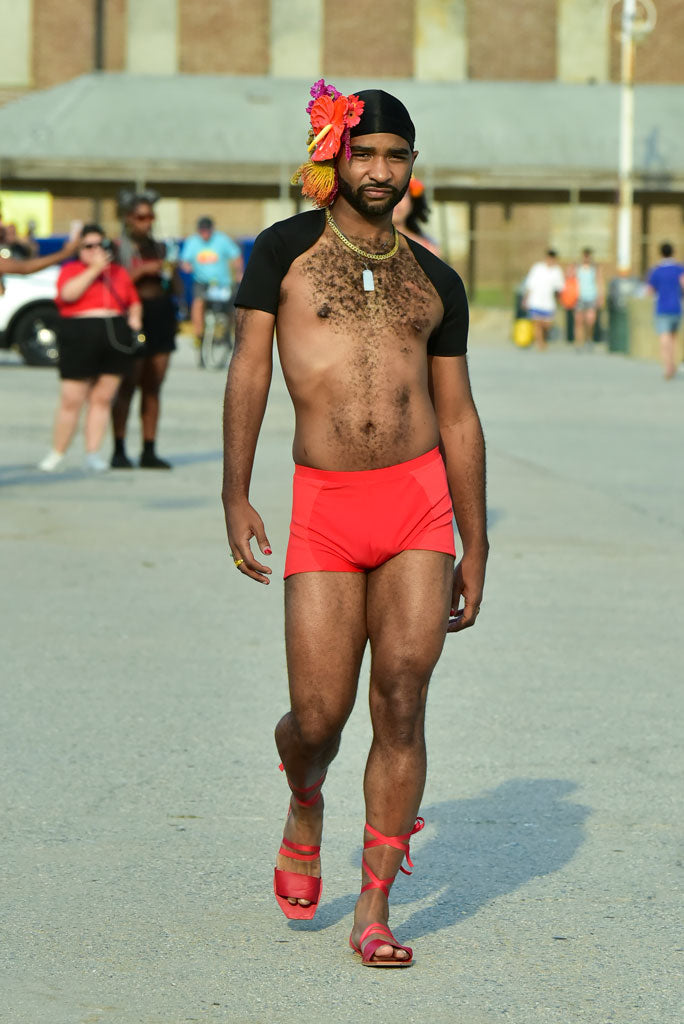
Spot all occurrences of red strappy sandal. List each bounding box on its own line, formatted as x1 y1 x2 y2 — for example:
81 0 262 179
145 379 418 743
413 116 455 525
273 765 326 920
349 817 425 967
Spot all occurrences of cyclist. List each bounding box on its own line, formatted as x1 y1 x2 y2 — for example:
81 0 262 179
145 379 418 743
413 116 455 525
180 217 243 356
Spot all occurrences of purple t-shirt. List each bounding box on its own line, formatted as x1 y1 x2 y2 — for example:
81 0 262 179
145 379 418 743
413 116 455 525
647 260 684 315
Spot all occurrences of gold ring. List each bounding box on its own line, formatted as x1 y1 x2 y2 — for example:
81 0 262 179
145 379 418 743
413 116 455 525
233 558 244 568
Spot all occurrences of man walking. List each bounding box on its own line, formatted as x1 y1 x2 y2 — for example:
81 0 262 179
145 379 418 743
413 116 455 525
221 83 488 967
647 242 684 379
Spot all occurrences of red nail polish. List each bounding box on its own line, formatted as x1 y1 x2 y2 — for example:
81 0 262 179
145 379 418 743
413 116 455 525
264 547 272 555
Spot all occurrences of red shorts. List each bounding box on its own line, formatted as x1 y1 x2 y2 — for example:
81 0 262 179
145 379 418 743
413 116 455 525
284 447 456 578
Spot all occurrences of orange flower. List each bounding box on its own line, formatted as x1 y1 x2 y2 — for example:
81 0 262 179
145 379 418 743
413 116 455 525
309 94 349 162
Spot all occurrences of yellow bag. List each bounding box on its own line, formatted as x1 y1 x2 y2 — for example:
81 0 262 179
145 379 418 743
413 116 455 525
512 317 534 347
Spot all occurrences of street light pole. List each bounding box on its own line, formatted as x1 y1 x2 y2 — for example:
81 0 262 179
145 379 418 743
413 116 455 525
617 0 636 274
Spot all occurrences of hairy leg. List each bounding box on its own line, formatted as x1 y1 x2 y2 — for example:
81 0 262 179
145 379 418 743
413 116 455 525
84 374 121 453
276 571 368 905
52 378 90 453
140 352 171 441
351 549 453 961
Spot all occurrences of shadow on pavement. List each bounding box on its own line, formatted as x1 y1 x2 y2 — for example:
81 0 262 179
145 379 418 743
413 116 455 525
294 778 588 936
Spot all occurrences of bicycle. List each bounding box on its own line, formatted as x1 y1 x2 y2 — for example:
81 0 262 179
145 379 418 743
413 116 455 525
200 284 235 370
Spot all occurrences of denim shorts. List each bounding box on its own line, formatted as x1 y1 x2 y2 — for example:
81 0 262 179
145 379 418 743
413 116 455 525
655 314 681 334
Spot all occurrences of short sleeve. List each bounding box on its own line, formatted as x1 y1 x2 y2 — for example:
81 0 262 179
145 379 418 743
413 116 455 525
427 271 469 357
223 236 241 260
403 240 469 357
180 237 196 262
234 225 286 315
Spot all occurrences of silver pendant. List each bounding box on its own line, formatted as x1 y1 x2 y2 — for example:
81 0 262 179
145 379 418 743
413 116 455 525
362 268 375 292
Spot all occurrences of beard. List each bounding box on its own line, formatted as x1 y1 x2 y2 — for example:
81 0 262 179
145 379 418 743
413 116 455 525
335 172 409 218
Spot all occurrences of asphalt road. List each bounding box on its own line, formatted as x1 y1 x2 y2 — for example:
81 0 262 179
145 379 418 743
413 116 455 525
1 334 682 1024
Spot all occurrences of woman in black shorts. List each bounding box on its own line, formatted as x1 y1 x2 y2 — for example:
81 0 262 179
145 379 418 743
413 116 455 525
111 195 180 469
38 224 142 473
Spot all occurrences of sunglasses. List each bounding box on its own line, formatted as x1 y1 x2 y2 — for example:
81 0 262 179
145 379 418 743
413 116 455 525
81 242 104 249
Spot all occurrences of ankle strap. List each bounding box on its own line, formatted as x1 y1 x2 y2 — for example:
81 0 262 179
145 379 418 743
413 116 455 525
278 763 326 807
360 817 425 897
363 817 425 874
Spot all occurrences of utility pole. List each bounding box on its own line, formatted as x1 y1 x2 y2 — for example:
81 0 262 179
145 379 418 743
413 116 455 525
616 0 656 274
616 0 636 274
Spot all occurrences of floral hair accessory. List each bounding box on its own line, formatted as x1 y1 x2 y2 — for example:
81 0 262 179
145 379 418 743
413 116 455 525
291 79 364 209
409 176 425 199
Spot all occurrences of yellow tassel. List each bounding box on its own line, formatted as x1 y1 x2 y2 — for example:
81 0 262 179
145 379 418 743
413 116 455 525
291 161 337 208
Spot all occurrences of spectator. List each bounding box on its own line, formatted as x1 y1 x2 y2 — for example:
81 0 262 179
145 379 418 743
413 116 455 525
112 194 179 468
38 224 142 473
180 216 243 355
646 242 684 380
392 177 441 256
522 249 565 349
574 248 603 348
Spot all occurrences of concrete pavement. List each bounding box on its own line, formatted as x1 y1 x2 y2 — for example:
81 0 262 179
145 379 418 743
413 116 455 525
0 333 682 1023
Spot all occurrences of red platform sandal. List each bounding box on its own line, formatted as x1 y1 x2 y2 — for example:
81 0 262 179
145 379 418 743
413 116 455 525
273 765 326 920
349 817 425 967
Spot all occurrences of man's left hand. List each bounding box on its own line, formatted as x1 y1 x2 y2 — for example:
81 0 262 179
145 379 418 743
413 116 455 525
447 548 488 633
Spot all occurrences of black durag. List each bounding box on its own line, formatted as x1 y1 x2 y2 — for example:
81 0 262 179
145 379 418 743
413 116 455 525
350 90 415 150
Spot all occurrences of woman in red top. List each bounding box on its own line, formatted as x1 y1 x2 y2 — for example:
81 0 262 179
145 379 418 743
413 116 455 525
38 224 142 473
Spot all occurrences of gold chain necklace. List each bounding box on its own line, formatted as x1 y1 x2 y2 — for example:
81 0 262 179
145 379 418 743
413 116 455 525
325 207 399 292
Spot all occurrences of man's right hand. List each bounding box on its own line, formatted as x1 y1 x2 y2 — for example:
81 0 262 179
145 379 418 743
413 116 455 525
223 498 273 584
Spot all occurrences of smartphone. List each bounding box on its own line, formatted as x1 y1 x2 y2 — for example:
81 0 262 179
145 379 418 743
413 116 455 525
448 613 463 627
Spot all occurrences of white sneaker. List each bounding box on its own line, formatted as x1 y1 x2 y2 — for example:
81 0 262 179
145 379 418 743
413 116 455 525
38 450 65 472
84 452 108 473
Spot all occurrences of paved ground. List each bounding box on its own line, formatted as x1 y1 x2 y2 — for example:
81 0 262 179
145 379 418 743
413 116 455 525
1 333 682 1024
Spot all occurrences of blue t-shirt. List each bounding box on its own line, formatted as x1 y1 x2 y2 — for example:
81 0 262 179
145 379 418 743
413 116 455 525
180 231 241 288
647 260 684 315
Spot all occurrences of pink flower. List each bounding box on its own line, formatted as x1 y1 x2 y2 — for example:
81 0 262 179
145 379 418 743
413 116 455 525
306 79 342 115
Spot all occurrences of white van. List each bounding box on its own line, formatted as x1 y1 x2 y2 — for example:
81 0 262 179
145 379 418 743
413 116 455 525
0 266 60 365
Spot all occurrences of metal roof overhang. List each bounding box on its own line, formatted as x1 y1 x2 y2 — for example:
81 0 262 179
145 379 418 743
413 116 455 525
1 74 683 202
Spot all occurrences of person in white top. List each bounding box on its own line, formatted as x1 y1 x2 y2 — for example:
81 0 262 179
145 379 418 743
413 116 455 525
522 249 565 349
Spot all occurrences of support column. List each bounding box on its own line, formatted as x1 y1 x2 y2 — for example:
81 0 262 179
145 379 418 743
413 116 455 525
467 200 477 300
414 0 467 81
270 0 323 77
557 0 610 82
640 202 650 277
0 0 32 87
127 0 178 74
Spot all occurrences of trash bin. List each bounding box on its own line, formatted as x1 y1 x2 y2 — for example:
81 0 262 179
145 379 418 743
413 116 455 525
607 277 641 353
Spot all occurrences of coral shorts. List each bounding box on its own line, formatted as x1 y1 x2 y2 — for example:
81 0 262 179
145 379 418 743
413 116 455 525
284 447 456 578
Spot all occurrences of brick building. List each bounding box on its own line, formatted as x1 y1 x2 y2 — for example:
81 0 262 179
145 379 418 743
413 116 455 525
1 0 683 300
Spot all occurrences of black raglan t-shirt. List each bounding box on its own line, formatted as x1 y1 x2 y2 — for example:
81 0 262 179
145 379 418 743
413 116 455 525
235 209 468 356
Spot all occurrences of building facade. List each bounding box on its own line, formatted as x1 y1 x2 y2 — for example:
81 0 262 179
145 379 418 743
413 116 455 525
1 0 683 299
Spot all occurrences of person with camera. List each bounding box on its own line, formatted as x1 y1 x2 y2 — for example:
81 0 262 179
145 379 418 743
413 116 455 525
38 224 142 473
